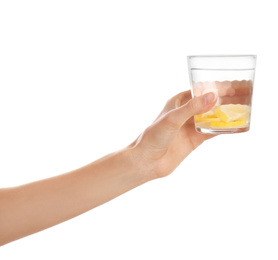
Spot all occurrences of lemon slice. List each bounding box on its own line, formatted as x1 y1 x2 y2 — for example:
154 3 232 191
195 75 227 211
210 120 248 128
195 115 220 123
201 110 217 118
214 104 250 122
195 108 218 122
198 117 221 122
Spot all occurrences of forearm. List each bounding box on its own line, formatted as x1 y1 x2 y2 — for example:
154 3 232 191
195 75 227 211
0 147 151 246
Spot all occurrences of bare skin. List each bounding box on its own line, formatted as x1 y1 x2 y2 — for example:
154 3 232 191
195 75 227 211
0 90 217 246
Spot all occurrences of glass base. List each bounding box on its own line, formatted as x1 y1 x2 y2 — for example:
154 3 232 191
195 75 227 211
196 126 250 134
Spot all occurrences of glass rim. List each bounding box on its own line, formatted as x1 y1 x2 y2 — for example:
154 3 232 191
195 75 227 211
187 54 257 59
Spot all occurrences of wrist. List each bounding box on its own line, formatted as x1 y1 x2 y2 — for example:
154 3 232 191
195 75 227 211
123 144 157 183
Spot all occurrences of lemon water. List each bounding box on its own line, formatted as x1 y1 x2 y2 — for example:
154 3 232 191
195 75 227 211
192 80 253 134
195 104 251 134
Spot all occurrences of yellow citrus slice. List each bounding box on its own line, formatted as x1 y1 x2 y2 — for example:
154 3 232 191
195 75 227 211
201 110 217 118
214 104 250 122
210 120 248 128
195 108 218 122
195 117 220 122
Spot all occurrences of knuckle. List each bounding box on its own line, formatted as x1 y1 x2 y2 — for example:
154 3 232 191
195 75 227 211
185 98 202 115
186 99 196 111
165 98 174 109
163 112 180 129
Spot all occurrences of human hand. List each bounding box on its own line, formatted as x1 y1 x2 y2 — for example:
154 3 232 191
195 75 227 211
128 90 217 179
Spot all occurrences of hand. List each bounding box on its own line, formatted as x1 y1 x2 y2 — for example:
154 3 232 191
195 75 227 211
129 90 217 179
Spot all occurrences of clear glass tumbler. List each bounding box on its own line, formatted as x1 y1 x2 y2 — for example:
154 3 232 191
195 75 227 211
187 55 256 134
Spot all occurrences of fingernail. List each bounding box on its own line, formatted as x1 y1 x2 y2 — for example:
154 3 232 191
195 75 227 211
203 92 216 105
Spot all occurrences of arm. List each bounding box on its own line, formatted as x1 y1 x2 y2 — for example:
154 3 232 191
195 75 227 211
0 91 216 246
0 149 147 246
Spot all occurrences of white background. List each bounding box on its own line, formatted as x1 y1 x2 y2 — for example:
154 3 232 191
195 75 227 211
0 0 277 259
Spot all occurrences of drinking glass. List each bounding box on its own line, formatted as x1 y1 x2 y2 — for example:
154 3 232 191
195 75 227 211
187 55 256 134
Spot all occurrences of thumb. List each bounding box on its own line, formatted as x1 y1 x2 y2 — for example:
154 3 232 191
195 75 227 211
164 92 217 129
